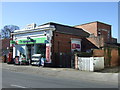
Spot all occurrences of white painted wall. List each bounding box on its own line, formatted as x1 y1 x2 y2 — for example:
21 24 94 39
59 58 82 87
93 57 104 71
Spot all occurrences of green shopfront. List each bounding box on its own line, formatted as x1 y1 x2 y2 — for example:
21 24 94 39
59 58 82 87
11 23 55 65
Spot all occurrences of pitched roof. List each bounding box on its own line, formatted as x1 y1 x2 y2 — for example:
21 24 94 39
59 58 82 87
40 22 90 37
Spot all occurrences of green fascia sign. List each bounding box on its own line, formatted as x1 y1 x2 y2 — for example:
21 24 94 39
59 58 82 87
18 37 47 44
10 40 16 44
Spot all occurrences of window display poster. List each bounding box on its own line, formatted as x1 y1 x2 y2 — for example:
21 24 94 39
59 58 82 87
46 46 51 63
71 39 81 52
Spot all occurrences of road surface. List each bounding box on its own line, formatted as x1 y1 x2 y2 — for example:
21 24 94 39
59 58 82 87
2 68 118 88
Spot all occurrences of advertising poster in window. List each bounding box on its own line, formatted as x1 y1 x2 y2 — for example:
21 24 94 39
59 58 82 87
71 39 81 52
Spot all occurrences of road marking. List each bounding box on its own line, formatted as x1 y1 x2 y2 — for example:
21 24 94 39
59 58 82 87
10 84 27 88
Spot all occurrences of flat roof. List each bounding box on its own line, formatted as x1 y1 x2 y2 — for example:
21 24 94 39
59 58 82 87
75 21 111 27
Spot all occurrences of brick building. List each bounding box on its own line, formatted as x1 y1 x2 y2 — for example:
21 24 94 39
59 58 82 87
12 22 89 67
75 21 117 50
0 38 12 62
75 21 119 67
49 22 89 53
0 39 11 55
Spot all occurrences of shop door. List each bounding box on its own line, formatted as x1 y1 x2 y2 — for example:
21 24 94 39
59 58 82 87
34 44 46 56
26 44 34 63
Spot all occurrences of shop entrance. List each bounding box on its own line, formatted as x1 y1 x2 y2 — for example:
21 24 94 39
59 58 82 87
34 44 46 56
26 44 46 64
26 44 34 64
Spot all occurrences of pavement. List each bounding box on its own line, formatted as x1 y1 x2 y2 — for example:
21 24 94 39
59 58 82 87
1 63 118 85
99 66 120 73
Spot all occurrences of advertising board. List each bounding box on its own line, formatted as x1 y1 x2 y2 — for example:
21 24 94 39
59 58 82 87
46 44 51 63
71 38 81 52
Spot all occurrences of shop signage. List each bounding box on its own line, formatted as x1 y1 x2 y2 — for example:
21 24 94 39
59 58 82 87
72 43 80 49
23 23 36 30
10 40 16 44
17 37 47 44
22 40 36 43
71 39 81 52
46 45 51 63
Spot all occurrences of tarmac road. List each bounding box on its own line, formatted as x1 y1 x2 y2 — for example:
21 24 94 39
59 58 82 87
1 63 118 88
2 69 118 88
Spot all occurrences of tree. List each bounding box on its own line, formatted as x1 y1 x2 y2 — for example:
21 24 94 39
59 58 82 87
1 25 19 39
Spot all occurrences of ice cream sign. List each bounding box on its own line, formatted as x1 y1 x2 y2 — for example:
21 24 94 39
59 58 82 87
71 38 81 52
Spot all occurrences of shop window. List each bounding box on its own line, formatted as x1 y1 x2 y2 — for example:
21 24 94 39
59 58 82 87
34 44 46 56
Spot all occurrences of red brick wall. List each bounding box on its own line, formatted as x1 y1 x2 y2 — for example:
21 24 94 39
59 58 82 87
87 36 104 48
0 39 10 62
97 22 112 43
52 32 82 53
111 49 119 67
75 22 98 36
51 32 83 67
93 48 119 67
93 49 105 57
2 39 10 50
111 38 117 43
75 21 112 47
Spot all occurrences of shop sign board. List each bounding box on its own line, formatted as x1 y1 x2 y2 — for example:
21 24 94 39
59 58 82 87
10 40 16 47
10 40 16 44
71 38 81 52
17 37 47 44
23 23 36 30
46 44 51 63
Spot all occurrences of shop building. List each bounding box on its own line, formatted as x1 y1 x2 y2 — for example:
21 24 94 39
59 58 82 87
75 21 120 67
75 21 112 43
75 21 117 50
11 22 89 67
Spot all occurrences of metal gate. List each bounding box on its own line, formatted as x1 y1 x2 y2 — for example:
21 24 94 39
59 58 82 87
54 53 73 68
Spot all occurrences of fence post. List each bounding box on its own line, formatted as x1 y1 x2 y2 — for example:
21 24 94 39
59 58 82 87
75 54 78 69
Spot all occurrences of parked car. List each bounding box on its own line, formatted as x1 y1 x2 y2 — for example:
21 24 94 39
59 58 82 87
31 54 41 66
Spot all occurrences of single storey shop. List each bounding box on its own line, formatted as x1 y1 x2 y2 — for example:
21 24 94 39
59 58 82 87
11 22 89 67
